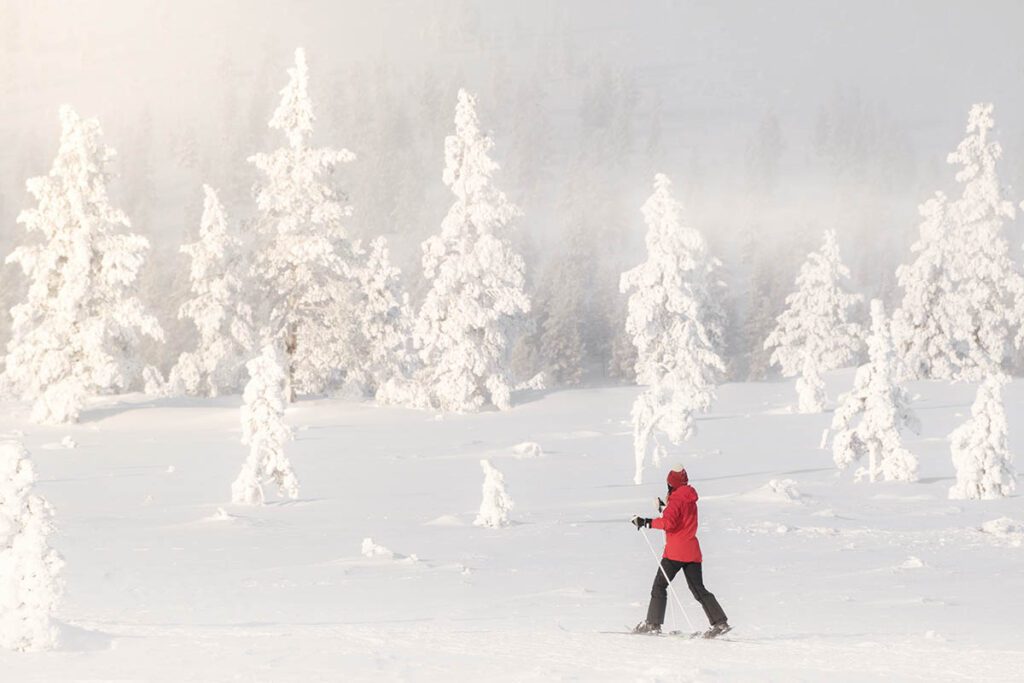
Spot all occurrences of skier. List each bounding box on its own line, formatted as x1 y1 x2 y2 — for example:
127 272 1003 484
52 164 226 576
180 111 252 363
630 465 731 637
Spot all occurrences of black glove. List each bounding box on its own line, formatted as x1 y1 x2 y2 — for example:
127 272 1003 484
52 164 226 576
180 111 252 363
656 497 666 513
631 515 652 530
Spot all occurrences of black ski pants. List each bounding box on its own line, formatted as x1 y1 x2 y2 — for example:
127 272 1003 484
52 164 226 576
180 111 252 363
646 558 728 627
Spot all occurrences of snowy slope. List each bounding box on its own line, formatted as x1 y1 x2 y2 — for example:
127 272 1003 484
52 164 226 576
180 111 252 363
1 374 1022 681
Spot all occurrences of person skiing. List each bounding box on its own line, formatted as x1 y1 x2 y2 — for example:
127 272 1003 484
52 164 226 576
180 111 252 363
630 465 731 637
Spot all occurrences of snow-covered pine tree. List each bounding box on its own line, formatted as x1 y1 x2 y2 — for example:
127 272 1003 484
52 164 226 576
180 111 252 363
249 48 358 398
946 104 1024 377
830 300 919 482
892 103 1024 381
353 236 417 403
891 193 960 380
169 185 254 397
621 173 725 485
0 441 64 652
231 345 299 505
764 229 863 413
949 374 1016 500
2 106 164 424
473 459 514 528
413 89 530 412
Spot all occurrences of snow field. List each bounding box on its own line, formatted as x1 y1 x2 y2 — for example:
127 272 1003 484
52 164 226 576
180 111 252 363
0 375 1020 680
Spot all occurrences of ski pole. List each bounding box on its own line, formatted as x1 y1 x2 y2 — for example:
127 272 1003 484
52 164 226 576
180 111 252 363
640 528 695 632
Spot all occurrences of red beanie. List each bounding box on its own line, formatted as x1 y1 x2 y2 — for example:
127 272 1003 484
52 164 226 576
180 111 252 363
667 465 688 489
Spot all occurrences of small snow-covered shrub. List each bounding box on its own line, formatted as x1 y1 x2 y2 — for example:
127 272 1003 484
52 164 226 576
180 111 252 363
474 460 514 528
231 346 299 505
29 380 86 426
511 442 544 459
361 538 394 559
142 366 168 397
0 441 64 651
829 300 919 482
514 373 547 392
767 479 802 502
949 375 1016 500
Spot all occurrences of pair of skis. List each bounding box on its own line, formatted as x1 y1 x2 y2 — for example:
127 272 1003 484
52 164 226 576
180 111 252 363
603 625 733 640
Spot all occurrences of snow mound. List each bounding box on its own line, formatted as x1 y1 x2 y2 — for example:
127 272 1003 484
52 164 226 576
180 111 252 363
360 538 419 563
742 478 804 503
896 556 926 571
511 441 544 458
979 517 1024 546
41 436 79 450
361 538 395 559
202 507 236 523
768 478 803 501
733 521 792 535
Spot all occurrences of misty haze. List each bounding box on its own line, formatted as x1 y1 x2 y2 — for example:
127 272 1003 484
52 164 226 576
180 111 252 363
0 2 1022 681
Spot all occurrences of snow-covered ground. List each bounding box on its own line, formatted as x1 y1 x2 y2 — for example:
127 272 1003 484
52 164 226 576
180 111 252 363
2 373 1023 681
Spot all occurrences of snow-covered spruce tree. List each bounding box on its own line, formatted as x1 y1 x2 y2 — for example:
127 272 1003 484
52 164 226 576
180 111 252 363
764 229 863 413
169 185 254 397
474 459 514 528
830 300 919 482
892 103 1024 381
621 174 725 485
2 106 164 424
353 236 418 403
949 374 1016 500
231 345 299 505
0 441 64 652
413 89 530 412
249 48 358 398
891 193 960 380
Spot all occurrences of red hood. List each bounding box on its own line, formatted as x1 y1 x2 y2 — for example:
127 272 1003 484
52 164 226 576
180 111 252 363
671 484 698 503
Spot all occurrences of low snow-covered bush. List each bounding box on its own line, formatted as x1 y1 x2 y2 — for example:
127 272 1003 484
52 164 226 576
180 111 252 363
474 460 514 528
511 442 544 459
0 441 64 652
949 375 1016 500
231 346 299 505
361 538 395 559
767 478 803 502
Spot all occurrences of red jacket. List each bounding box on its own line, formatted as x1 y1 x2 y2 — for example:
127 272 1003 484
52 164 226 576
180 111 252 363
651 484 703 562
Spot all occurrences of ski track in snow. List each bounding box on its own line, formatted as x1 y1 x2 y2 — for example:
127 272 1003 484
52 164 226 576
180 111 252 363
1 376 1023 681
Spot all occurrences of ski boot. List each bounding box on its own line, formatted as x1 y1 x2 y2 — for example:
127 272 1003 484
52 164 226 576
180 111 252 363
702 622 732 639
632 621 662 635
